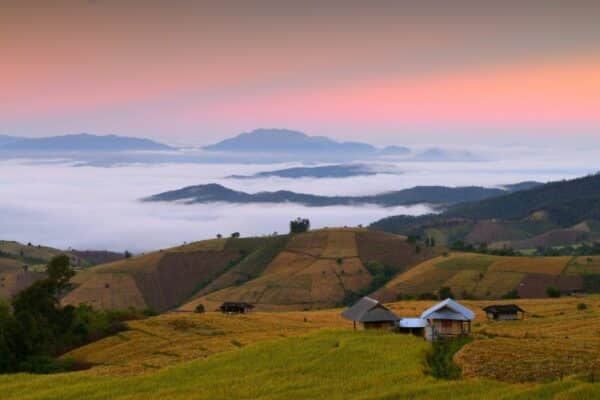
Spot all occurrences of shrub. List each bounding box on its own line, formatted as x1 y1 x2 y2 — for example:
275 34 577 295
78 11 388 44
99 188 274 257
577 303 588 310
501 289 520 299
194 304 205 314
438 286 454 300
546 286 561 298
426 337 472 379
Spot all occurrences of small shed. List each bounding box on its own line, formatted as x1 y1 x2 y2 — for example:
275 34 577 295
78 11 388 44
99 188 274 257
421 298 475 341
341 296 398 330
397 318 427 336
219 302 254 314
483 304 525 320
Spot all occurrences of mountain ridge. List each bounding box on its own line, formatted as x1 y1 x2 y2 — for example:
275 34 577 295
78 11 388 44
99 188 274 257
143 182 538 207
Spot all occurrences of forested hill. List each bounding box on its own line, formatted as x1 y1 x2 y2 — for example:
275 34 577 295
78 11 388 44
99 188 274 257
445 173 600 225
369 174 600 247
143 183 534 207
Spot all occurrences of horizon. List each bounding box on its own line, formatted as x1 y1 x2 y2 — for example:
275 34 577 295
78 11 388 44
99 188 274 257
2 1 599 146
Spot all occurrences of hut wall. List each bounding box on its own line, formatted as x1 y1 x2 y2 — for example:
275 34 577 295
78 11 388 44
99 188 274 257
431 319 466 336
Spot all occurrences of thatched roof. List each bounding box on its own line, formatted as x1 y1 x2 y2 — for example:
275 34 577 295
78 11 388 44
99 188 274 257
341 296 398 323
420 298 475 321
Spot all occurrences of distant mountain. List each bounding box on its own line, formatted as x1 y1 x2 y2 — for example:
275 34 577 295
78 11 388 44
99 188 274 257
0 133 173 152
0 135 21 146
369 174 600 248
144 183 529 207
412 147 481 162
203 128 378 154
380 145 411 156
446 174 600 225
227 164 401 179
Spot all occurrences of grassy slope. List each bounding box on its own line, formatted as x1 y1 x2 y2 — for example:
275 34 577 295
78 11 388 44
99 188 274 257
3 298 600 399
180 229 435 311
62 237 281 312
380 252 577 300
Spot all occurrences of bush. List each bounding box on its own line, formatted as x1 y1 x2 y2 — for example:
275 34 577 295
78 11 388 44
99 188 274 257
501 289 520 299
577 303 588 310
546 286 561 298
194 304 205 314
438 286 454 300
426 337 472 379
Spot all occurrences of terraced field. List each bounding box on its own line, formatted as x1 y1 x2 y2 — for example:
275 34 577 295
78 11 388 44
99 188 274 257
2 297 599 399
456 297 600 382
182 229 431 311
379 253 576 300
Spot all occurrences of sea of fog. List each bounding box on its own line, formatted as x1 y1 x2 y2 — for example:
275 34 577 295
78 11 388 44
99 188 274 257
1 146 598 252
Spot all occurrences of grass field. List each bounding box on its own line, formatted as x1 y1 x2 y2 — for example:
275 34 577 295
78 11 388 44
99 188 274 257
382 253 577 300
2 303 600 399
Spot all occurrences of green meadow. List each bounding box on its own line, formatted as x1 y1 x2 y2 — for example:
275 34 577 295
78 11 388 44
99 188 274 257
2 330 599 400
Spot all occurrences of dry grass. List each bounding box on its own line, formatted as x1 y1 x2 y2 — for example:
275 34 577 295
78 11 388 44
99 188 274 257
456 296 600 382
320 230 358 258
168 239 226 253
62 272 147 310
487 256 570 275
472 271 526 299
63 309 347 376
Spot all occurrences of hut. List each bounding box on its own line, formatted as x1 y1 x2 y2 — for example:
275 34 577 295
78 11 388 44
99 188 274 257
420 298 475 341
341 296 398 330
219 302 254 314
397 318 427 336
483 304 525 320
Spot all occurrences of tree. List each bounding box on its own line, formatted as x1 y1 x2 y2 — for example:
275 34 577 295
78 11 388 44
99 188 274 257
194 304 205 314
230 232 240 238
546 286 561 298
290 218 310 234
124 250 132 259
46 254 75 291
216 234 222 239
438 286 454 300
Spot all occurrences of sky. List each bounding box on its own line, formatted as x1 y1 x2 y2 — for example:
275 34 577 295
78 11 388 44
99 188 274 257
1 0 599 146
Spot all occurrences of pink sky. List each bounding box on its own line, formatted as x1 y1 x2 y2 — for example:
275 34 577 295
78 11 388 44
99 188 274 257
1 1 599 145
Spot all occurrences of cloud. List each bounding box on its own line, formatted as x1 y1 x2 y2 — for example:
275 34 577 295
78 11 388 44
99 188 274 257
1 146 597 252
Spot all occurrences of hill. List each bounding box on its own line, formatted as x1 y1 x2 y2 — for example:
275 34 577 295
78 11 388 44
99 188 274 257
372 252 593 301
0 133 172 152
227 163 396 179
370 174 600 249
203 128 379 154
144 183 530 207
61 229 437 312
180 229 436 312
2 297 599 398
0 241 125 302
0 134 21 146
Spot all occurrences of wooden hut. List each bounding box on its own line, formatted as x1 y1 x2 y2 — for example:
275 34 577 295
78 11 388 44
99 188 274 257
219 302 254 314
341 296 398 330
483 304 525 320
420 298 475 341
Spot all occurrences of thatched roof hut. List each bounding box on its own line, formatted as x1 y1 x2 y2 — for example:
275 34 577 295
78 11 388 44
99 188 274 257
341 296 398 330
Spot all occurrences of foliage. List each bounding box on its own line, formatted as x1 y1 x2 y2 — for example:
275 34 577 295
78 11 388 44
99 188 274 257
426 336 472 379
438 286 454 300
0 255 131 374
501 289 520 299
535 242 600 256
339 261 397 306
450 240 521 256
194 304 205 314
289 218 310 234
577 303 588 310
546 286 561 298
